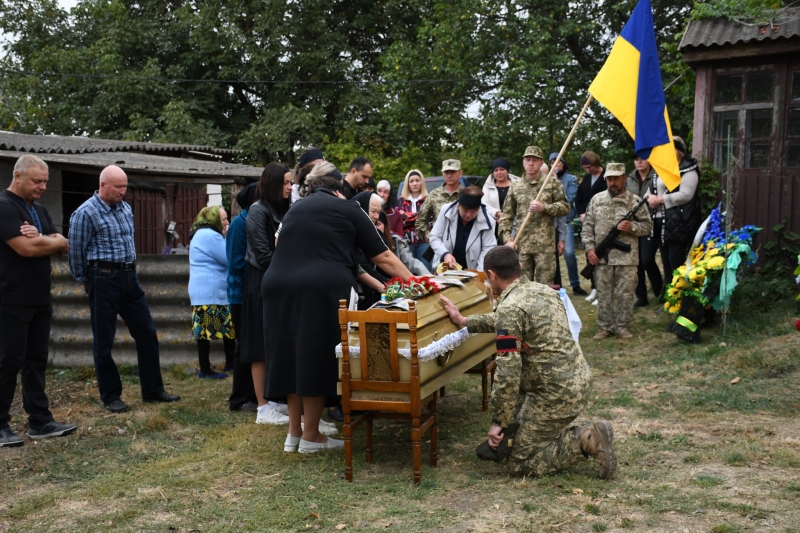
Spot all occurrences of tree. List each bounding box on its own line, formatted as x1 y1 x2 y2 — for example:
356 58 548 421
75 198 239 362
1 0 700 181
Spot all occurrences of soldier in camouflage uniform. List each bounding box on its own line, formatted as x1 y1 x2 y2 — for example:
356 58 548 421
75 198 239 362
582 163 653 340
440 246 617 479
499 146 569 284
415 159 463 243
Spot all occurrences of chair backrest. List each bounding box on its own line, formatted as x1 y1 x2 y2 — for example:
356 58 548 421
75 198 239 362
338 300 420 410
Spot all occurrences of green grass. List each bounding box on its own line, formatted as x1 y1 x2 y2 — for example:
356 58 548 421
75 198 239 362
2 282 800 532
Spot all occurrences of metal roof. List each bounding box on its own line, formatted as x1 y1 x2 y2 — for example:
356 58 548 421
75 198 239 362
0 150 262 183
0 130 240 156
679 7 800 50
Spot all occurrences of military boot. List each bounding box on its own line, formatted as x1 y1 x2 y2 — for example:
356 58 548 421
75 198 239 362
579 421 617 479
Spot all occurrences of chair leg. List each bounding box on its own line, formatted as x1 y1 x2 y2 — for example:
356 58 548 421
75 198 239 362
480 360 489 412
344 413 353 482
366 414 374 463
439 385 446 398
412 415 422 484
429 392 438 467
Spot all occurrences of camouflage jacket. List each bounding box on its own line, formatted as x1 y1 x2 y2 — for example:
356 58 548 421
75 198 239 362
581 189 653 266
498 173 569 253
415 184 462 242
466 276 592 427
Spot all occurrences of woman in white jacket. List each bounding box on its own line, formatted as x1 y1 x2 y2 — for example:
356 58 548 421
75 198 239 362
429 186 497 271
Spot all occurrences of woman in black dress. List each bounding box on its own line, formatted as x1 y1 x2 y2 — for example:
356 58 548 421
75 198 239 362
241 163 292 425
262 162 412 453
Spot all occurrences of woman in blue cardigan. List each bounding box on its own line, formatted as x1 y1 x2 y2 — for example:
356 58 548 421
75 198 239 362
188 206 233 379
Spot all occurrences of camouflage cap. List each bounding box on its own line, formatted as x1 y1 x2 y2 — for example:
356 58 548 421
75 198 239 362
605 162 626 177
522 146 543 159
442 159 461 172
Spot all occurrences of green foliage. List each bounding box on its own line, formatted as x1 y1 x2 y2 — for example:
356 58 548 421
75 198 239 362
692 0 784 21
0 0 697 170
762 218 800 282
697 159 721 218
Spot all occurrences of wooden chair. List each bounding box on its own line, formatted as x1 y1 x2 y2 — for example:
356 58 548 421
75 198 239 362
338 299 438 484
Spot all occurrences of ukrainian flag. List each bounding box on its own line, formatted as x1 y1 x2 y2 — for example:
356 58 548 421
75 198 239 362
588 0 681 191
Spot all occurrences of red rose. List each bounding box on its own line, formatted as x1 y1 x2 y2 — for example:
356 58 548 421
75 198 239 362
796 319 800 332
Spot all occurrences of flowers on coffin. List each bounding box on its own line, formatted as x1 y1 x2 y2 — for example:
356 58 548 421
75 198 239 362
382 277 440 302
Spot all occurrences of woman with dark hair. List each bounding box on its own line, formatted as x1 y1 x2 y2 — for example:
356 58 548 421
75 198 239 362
241 162 293 425
429 186 497 271
188 206 232 379
377 210 430 276
262 161 412 453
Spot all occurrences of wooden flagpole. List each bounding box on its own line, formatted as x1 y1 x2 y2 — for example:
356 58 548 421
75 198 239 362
512 93 594 248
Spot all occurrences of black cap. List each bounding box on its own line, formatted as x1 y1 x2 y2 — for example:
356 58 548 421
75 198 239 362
298 148 324 167
491 158 510 172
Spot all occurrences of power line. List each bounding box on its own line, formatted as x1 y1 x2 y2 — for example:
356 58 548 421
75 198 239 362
0 68 591 86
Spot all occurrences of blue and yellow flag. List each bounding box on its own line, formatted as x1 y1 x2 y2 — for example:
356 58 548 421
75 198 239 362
588 0 681 191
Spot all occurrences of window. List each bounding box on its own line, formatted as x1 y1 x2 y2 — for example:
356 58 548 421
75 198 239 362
712 111 738 169
711 70 774 170
746 73 773 102
745 109 771 168
715 75 742 104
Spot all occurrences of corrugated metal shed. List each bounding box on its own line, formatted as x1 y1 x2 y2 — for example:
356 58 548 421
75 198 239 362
0 149 261 182
680 7 800 50
0 130 240 156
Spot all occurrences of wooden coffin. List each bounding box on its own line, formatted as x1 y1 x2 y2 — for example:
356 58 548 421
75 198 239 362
337 275 496 401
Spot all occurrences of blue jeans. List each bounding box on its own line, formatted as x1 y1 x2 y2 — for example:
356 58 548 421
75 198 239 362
564 225 580 288
0 304 54 429
409 242 432 271
88 267 165 404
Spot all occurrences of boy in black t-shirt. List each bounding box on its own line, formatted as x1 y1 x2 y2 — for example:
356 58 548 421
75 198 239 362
0 155 76 447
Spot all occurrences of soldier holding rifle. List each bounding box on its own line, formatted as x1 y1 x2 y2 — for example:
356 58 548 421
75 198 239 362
582 163 653 340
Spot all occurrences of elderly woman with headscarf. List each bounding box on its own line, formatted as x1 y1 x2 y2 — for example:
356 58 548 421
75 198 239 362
375 179 404 236
352 191 390 309
398 169 431 270
262 162 412 454
188 206 232 379
429 186 497 271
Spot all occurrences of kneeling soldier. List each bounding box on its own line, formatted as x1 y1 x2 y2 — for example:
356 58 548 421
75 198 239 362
440 246 616 479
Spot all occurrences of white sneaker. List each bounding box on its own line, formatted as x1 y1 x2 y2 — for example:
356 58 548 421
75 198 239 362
298 437 345 454
592 299 598 306
284 434 301 453
302 419 338 436
585 289 597 302
256 405 289 425
273 403 289 416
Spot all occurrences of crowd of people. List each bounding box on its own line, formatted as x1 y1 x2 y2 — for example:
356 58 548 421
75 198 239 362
0 139 701 480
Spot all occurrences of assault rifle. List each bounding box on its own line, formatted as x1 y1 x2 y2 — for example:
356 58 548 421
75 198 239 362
580 196 648 280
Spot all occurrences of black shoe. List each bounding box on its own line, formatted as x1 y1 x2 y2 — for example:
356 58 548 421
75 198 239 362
143 391 180 403
105 399 130 413
231 401 258 412
28 421 77 440
0 426 24 447
327 406 344 422
572 286 588 296
634 298 648 308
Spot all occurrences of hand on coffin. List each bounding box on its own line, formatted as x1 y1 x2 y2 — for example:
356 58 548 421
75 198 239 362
439 295 467 328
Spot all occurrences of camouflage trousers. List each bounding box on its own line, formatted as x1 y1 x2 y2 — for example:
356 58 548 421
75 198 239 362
519 251 556 285
595 264 637 333
507 415 585 477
